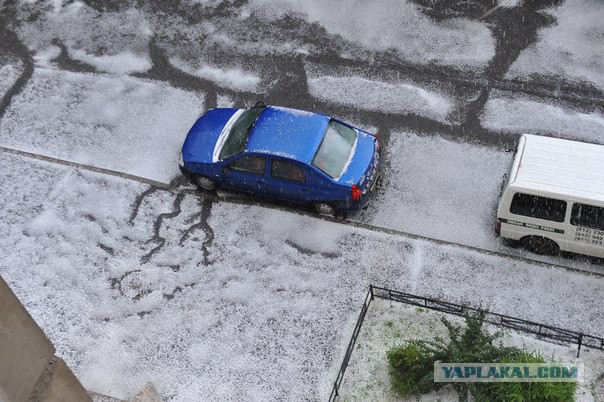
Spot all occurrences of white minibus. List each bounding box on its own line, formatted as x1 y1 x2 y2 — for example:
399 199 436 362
497 134 604 258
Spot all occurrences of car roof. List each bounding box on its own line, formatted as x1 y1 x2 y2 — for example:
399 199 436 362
510 134 604 204
246 106 330 164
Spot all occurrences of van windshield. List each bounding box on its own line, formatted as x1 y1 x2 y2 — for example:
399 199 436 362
500 160 513 197
312 120 357 178
500 141 521 197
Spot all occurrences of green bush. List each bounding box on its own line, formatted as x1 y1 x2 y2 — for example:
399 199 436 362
477 351 577 402
386 311 577 402
387 341 444 396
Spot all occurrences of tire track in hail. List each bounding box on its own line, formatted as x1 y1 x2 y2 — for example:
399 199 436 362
409 0 570 141
130 176 215 267
0 1 34 123
140 189 191 264
179 197 214 266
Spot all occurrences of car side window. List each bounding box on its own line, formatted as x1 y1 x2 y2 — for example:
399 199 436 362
509 192 567 222
571 203 604 230
230 155 266 175
271 159 306 183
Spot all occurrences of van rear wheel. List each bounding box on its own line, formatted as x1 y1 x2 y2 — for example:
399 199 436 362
521 236 560 256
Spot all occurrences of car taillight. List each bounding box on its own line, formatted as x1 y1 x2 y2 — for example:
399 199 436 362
373 133 380 152
495 220 501 235
352 185 362 201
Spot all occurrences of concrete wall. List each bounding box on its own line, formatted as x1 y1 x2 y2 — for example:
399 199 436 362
0 276 92 402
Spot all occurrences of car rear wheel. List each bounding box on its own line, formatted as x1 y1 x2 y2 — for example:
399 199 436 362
194 175 216 191
314 202 337 217
521 236 560 256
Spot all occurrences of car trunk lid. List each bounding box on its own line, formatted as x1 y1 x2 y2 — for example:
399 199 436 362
337 131 379 193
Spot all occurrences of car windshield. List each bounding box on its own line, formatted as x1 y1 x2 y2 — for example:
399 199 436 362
312 120 357 178
219 107 264 160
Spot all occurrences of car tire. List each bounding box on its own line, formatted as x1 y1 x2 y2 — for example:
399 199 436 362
194 175 217 191
314 202 337 217
521 236 560 256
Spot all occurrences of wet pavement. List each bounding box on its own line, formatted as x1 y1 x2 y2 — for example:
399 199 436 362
1 0 602 152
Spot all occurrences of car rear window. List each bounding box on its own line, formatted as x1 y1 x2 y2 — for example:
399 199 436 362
219 107 264 160
312 120 357 178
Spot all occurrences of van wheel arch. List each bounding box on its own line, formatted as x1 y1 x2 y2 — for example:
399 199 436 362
520 236 560 256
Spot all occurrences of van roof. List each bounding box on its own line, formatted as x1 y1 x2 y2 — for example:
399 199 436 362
510 134 604 204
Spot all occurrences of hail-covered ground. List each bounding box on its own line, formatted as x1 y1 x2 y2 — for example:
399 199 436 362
338 300 604 401
0 1 603 401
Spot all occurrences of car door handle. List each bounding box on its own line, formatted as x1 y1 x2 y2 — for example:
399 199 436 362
301 188 309 192
256 179 264 184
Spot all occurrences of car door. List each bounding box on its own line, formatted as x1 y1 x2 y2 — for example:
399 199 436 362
222 154 267 195
263 158 313 202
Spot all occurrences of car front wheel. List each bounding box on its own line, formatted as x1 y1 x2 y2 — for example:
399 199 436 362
314 202 337 217
194 175 217 191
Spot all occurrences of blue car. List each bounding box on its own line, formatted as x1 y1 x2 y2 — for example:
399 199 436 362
179 105 381 216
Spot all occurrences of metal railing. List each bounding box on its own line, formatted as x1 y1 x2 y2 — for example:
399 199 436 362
328 285 604 401
328 287 373 402
371 286 604 356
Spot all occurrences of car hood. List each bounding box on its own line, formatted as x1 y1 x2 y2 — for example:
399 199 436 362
338 130 379 191
182 108 239 164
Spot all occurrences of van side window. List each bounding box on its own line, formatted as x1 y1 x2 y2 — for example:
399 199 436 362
509 193 567 222
571 203 604 230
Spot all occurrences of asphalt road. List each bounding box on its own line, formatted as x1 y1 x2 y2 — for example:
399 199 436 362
1 0 602 152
